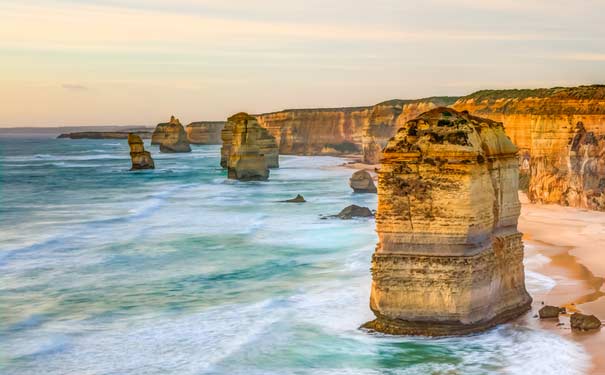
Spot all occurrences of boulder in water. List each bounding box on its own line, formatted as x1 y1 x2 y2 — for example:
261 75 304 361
282 194 306 203
335 205 373 219
570 313 602 331
349 170 377 193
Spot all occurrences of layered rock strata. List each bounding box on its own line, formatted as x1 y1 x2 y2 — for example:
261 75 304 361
364 108 532 336
254 97 458 157
151 116 192 153
453 85 605 210
221 113 271 181
185 121 226 144
128 133 154 170
221 113 278 170
349 170 377 193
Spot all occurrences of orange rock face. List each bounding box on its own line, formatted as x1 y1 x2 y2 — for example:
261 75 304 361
453 85 605 210
364 108 531 336
254 98 457 157
128 133 154 170
151 116 192 153
185 122 225 145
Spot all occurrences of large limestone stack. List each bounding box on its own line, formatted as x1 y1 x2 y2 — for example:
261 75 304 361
221 113 278 171
364 108 532 336
151 116 192 153
128 133 155 170
222 113 270 181
185 121 226 144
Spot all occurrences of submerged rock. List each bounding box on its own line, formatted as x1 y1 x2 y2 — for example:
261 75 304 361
152 116 192 153
570 313 602 331
335 205 373 219
539 306 565 319
282 194 306 203
364 107 532 336
223 113 270 181
349 170 377 193
128 133 155 170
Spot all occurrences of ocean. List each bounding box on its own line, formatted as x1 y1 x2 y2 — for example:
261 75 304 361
0 135 590 374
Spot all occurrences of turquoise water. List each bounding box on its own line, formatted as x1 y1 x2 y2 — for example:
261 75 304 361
0 136 589 374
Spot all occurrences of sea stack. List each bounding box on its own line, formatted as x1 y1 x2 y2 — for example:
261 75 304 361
128 133 155 170
221 112 270 181
364 108 532 336
151 116 192 153
349 170 377 193
221 114 279 170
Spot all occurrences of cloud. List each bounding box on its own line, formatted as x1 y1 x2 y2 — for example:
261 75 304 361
61 84 88 91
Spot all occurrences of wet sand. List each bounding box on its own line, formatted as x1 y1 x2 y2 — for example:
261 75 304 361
519 193 605 374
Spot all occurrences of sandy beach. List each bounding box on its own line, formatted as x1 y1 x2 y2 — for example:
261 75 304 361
519 193 605 374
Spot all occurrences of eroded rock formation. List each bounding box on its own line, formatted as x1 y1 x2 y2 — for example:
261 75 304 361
186 121 226 144
221 113 270 181
151 116 192 153
254 98 457 157
221 113 278 170
128 133 154 170
349 170 377 193
364 108 532 336
453 85 605 210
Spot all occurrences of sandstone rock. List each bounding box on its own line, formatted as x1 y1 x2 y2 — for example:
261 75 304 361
539 306 565 319
282 194 306 203
335 205 373 219
221 113 278 170
58 131 151 140
570 313 602 331
453 85 605 211
222 113 270 181
185 121 225 144
151 116 192 153
364 107 532 336
128 133 155 170
349 170 377 194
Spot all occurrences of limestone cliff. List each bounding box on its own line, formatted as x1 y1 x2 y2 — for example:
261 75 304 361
58 131 152 140
453 85 605 210
221 114 278 170
364 108 531 336
254 97 457 158
151 116 192 153
128 133 154 170
221 113 271 181
185 121 226 144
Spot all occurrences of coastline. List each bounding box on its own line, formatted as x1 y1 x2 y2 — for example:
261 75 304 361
518 193 605 374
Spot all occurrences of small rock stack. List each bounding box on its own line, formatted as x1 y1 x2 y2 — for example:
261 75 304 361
151 116 192 153
349 170 377 193
128 133 155 170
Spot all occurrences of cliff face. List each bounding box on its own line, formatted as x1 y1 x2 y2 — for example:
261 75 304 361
364 108 531 336
221 113 274 180
185 122 226 144
221 114 278 170
254 97 457 158
58 131 152 140
128 133 154 170
453 85 605 210
151 116 192 153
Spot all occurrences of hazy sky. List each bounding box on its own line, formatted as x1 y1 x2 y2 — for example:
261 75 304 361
1 0 604 127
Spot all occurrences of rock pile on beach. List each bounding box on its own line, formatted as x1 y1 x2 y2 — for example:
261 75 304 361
538 305 566 319
363 108 532 336
349 170 377 193
151 116 192 153
128 133 155 170
571 313 602 331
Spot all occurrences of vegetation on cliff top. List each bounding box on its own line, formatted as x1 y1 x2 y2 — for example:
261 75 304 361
462 85 605 102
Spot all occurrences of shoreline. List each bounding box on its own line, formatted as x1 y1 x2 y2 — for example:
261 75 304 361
517 193 605 374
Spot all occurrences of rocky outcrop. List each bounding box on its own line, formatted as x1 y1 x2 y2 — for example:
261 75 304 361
221 113 278 170
151 116 192 153
570 313 602 331
128 133 154 170
185 121 226 144
335 205 373 219
58 131 152 140
221 113 270 181
363 108 532 336
539 305 565 319
281 194 306 203
349 170 377 193
453 85 605 210
254 97 458 158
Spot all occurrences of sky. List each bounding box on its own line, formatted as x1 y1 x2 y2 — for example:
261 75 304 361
1 0 604 127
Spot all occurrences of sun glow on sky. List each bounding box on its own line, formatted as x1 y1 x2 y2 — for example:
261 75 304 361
1 0 604 126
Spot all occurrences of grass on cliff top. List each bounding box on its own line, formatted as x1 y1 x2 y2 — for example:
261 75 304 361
463 85 605 102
